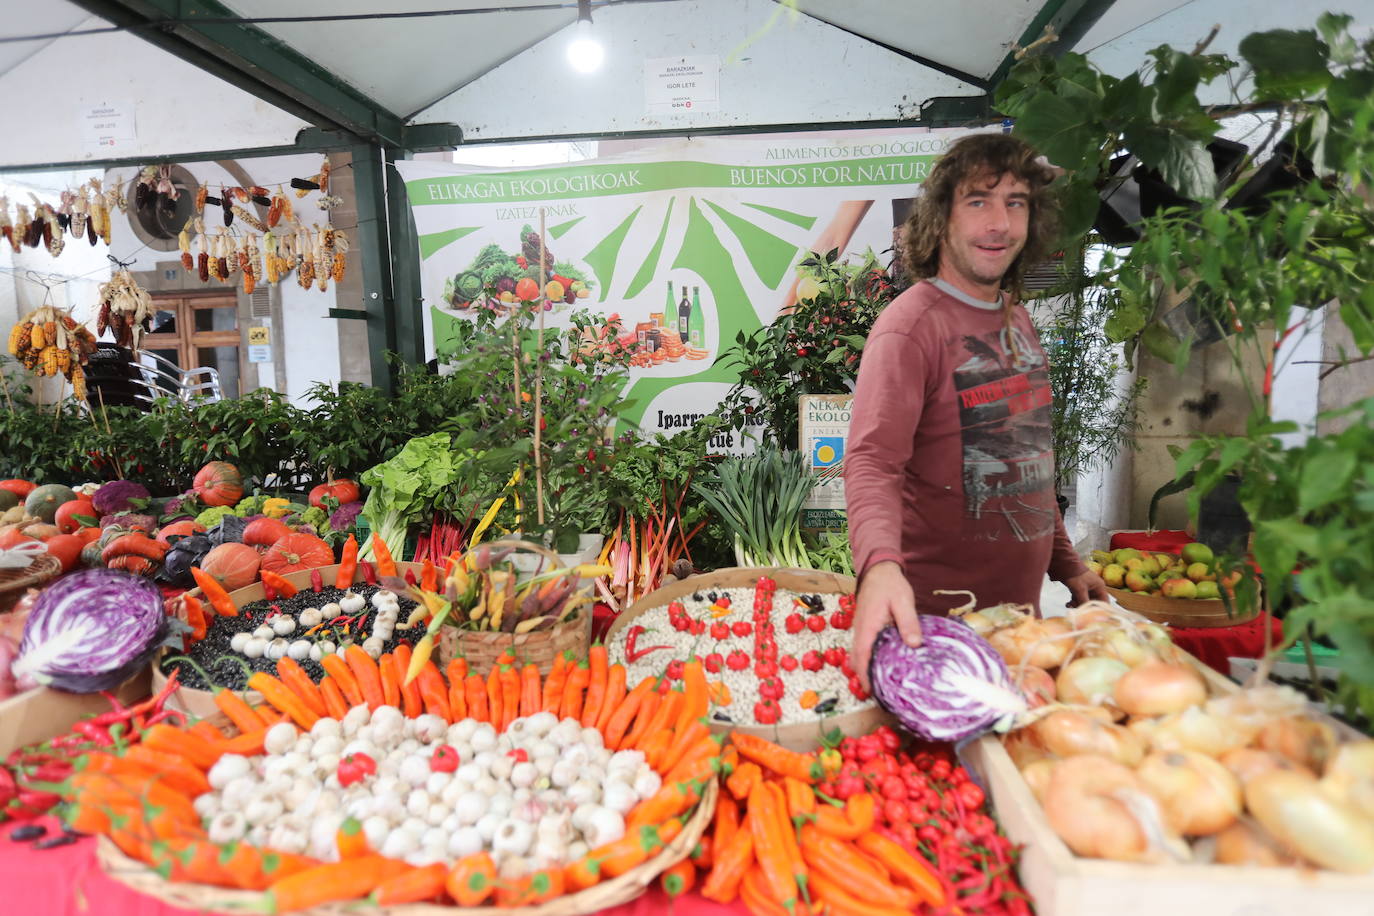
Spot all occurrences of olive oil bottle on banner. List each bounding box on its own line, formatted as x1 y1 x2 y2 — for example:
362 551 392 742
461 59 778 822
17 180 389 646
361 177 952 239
689 286 705 348
677 284 691 338
662 280 674 328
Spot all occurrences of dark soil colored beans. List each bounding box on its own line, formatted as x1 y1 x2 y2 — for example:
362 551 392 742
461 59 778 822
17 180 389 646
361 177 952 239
10 824 45 842
160 583 424 691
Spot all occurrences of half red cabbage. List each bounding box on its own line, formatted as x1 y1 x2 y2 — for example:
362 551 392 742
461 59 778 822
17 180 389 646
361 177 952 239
13 568 168 693
869 616 1028 742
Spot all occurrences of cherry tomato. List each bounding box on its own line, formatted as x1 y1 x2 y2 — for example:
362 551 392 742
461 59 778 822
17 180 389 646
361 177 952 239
805 615 826 633
883 799 910 825
880 776 906 800
949 766 970 785
930 759 952 781
958 781 985 810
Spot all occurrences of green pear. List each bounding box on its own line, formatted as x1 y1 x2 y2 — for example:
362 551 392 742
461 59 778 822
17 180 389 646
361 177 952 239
1124 570 1155 592
1195 580 1221 600
1181 542 1214 566
1124 557 1147 572
1091 550 1113 565
1113 548 1143 565
1187 562 1216 583
1140 557 1162 577
1102 564 1127 589
1087 560 1104 575
1161 577 1199 599
1153 553 1175 569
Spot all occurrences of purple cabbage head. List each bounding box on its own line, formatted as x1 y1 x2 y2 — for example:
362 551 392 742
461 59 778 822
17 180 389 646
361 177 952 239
12 568 167 693
92 480 151 515
100 512 157 532
869 617 1024 743
161 490 200 519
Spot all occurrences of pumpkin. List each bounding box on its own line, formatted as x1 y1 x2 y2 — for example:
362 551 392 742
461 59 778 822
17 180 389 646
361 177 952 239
200 542 261 591
261 532 333 575
42 534 84 572
25 484 77 523
0 490 17 512
156 519 206 545
243 517 292 549
54 498 98 534
0 479 36 499
193 461 244 508
261 497 292 519
309 479 361 509
0 526 37 550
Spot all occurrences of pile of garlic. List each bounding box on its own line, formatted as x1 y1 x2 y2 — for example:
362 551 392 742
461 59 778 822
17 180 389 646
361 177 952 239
197 705 663 879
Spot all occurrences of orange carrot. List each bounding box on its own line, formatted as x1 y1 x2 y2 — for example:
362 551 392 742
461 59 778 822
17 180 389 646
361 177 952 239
277 657 327 718
560 660 590 721
594 663 627 734
446 658 468 720
519 662 541 718
392 643 424 718
345 644 385 711
417 661 452 721
486 665 503 728
580 643 608 727
604 676 655 749
542 652 569 712
321 652 363 707
465 673 488 723
379 653 401 709
320 676 349 718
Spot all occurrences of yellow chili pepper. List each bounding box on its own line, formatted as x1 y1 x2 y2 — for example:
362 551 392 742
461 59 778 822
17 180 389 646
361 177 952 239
405 633 434 686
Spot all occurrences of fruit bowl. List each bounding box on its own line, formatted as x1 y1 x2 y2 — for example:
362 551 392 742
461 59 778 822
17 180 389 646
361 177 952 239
1104 586 1255 628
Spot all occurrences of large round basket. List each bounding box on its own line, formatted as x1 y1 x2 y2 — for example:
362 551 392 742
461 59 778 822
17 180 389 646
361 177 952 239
606 566 895 755
153 561 425 718
0 553 62 615
436 540 592 678
96 775 717 915
1106 586 1257 628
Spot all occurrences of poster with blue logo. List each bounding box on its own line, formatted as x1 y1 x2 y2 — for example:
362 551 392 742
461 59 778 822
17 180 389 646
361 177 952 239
800 395 852 530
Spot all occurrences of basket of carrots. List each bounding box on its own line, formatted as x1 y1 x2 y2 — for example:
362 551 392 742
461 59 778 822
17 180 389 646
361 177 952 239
77 635 720 914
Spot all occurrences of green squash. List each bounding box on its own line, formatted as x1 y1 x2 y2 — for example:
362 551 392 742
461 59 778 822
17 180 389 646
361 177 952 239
24 483 77 523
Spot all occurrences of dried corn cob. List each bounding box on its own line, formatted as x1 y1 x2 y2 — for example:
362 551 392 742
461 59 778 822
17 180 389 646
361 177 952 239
7 322 28 355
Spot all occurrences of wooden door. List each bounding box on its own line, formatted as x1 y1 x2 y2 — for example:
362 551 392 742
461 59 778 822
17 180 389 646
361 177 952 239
140 291 246 398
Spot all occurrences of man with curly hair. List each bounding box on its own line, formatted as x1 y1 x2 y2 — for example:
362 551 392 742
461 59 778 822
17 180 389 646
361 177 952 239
845 132 1107 687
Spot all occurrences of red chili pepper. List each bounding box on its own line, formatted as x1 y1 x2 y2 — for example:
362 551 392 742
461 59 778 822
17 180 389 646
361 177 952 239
311 568 325 592
262 578 278 601
338 752 377 787
430 745 460 773
508 748 529 763
624 626 673 662
360 560 378 585
404 568 418 587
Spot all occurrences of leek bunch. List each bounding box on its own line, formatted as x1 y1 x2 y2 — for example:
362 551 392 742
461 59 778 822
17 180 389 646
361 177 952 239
695 447 818 569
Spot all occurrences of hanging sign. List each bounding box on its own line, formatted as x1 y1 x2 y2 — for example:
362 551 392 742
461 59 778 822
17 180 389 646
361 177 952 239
799 395 852 530
79 101 137 152
644 55 720 113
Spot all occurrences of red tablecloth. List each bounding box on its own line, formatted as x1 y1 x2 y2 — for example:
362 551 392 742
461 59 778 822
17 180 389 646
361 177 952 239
0 816 745 916
1168 612 1284 674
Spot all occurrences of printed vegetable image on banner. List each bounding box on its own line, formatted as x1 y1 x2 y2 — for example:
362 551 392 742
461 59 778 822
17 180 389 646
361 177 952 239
396 131 980 438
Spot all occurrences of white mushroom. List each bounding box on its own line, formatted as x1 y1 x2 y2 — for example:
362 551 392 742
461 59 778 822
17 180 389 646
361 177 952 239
339 592 366 613
208 754 251 790
243 637 268 659
287 639 311 660
264 722 299 756
252 625 275 640
298 608 323 628
271 616 297 636
230 631 252 653
266 638 289 660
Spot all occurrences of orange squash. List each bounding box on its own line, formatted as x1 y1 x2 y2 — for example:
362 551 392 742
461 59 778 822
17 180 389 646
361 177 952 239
309 478 361 509
54 498 97 534
0 479 36 499
243 517 292 549
42 534 85 572
156 519 207 545
192 461 244 507
200 542 261 591
261 532 333 575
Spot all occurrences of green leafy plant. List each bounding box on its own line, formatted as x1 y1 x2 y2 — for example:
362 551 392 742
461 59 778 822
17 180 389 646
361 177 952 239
717 249 895 446
1031 250 1147 499
1000 13 1374 719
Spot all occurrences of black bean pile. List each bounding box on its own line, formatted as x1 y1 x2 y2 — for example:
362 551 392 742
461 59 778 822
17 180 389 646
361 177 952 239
161 583 426 691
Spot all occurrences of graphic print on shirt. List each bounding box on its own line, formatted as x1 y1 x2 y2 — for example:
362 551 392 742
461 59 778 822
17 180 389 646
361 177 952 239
953 323 1055 542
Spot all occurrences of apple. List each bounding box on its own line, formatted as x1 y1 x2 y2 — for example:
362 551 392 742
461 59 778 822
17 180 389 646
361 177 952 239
1091 549 1113 565
1153 553 1175 569
1161 578 1199 599
1139 557 1162 577
1102 563 1127 589
1113 548 1143 565
1124 556 1147 572
515 278 539 301
1087 560 1104 575
544 280 566 301
1195 580 1222 600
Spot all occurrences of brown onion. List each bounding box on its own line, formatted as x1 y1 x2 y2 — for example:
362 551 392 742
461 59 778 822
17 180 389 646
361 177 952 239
1213 821 1300 867
1113 659 1207 717
1043 755 1152 861
1219 748 1315 787
1245 770 1374 873
1256 715 1338 773
1144 706 1252 758
1136 750 1242 836
1057 656 1130 708
1032 710 1145 766
1078 627 1154 668
1321 741 1374 820
1021 757 1056 803
1004 728 1051 769
1015 665 1056 708
990 618 1072 669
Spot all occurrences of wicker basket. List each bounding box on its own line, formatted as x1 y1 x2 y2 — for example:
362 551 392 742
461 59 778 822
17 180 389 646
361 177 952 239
0 553 62 615
436 540 592 677
1106 586 1257 628
96 777 717 915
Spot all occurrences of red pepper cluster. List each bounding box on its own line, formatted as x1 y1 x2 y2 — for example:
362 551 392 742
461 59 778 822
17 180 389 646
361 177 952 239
817 726 1029 916
668 599 707 635
750 577 782 724
1 671 187 822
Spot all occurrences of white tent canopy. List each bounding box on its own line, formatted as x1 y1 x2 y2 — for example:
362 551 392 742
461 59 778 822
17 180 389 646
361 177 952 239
5 0 1367 169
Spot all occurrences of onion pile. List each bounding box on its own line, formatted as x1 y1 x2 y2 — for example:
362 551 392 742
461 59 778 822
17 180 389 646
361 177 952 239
975 600 1374 874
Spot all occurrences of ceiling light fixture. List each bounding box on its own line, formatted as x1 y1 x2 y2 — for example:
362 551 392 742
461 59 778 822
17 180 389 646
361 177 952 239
566 0 605 74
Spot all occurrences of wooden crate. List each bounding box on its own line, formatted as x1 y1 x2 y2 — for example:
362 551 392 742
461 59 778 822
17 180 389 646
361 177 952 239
0 670 151 757
964 658 1374 916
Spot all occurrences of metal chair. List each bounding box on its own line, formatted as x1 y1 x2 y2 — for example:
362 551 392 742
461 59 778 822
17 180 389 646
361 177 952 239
134 350 222 403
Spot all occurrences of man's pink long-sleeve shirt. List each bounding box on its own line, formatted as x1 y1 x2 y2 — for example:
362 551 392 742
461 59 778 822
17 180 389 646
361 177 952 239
845 279 1085 613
